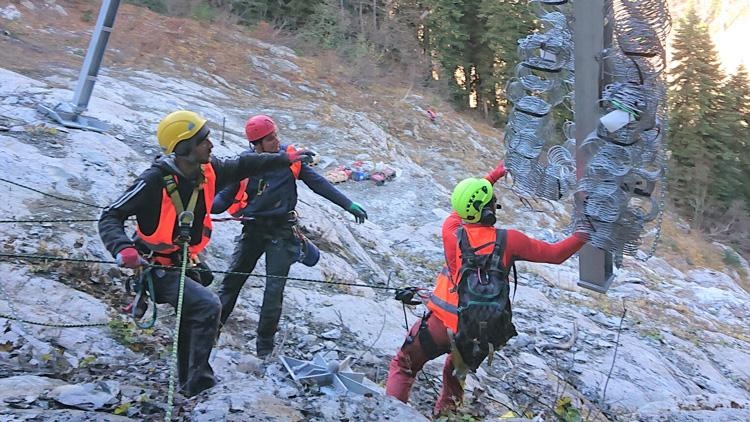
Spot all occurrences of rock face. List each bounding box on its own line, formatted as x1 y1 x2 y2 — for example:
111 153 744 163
1 3 749 421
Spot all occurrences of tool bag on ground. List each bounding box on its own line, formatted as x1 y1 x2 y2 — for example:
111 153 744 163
454 227 518 371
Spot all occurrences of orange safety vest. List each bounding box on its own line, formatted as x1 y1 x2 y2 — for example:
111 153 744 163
426 224 499 332
227 145 301 217
136 164 216 262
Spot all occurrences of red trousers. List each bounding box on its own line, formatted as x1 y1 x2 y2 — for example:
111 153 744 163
385 313 463 416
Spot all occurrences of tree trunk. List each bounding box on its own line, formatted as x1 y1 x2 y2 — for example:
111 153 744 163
359 1 364 34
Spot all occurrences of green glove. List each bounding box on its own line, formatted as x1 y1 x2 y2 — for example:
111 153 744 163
347 202 368 224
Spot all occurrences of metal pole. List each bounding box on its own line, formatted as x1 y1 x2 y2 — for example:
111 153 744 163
574 0 615 293
72 0 121 113
38 0 120 132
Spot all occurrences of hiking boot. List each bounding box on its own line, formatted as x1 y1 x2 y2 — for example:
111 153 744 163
256 336 275 358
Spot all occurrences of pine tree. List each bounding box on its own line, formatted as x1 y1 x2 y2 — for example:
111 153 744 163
711 66 750 209
424 0 472 106
424 0 534 116
477 0 534 123
725 66 750 210
667 7 727 228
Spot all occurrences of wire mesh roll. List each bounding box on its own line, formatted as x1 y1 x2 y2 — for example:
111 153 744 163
578 178 629 223
506 130 547 159
588 143 634 177
611 0 668 75
613 0 671 43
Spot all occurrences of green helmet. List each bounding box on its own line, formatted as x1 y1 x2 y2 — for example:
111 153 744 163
451 177 493 221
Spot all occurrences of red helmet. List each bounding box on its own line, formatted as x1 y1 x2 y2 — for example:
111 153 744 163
244 115 277 142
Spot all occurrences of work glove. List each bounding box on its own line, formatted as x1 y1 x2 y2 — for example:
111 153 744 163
116 247 144 269
394 287 422 305
188 262 215 287
486 160 507 184
286 148 316 165
347 202 368 224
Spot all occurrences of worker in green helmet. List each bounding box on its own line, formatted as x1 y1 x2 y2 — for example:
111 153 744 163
386 160 588 417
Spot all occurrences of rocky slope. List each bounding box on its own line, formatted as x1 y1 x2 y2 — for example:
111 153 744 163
1 1 749 421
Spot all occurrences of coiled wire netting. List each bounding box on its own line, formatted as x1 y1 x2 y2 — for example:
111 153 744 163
504 0 670 265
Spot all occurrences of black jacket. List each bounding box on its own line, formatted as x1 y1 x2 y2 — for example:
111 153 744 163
99 153 292 257
212 145 352 218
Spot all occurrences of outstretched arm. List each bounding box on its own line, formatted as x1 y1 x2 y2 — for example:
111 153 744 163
504 229 586 266
300 165 367 223
214 149 314 189
212 181 241 214
299 164 353 209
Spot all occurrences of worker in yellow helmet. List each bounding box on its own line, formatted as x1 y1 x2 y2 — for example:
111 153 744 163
98 110 314 397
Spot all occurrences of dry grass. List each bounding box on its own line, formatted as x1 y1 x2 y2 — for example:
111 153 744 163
657 215 725 272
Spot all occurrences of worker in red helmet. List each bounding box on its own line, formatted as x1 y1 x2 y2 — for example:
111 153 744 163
213 114 368 357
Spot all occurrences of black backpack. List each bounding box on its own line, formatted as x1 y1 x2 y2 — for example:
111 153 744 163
453 227 518 371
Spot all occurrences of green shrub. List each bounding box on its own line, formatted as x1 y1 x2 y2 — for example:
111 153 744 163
192 3 217 22
723 248 742 268
125 0 167 14
81 10 93 22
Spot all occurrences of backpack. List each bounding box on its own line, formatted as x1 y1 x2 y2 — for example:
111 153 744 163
453 227 518 371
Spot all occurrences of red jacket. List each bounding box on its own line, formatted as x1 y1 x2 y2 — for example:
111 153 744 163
426 169 586 331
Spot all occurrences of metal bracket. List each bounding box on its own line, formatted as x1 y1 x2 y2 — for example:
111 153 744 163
37 103 108 132
279 354 379 396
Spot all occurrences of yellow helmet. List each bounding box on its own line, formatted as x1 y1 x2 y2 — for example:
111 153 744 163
156 110 209 155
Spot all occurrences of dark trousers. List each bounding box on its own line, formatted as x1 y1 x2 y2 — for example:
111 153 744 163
151 268 221 397
218 224 297 354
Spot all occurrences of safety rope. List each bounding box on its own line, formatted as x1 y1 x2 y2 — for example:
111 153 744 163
165 243 188 422
0 252 400 291
0 217 252 225
0 263 110 328
0 177 259 225
0 218 101 224
0 273 30 334
0 177 105 209
0 311 110 328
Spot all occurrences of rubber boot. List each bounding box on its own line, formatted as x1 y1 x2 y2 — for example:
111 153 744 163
256 335 275 358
